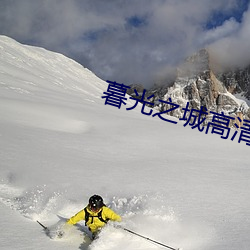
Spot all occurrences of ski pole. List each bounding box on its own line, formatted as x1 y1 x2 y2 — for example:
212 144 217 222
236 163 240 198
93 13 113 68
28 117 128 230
37 220 48 231
122 227 180 250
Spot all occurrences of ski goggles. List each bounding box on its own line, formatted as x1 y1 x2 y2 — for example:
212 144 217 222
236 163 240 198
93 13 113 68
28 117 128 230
89 205 101 212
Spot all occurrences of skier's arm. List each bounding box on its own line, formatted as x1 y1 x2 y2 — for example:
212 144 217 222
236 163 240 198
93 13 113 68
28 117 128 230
104 207 122 222
67 209 85 225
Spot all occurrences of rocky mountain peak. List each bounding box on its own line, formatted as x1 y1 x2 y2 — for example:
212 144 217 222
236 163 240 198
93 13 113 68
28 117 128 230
217 66 250 99
177 48 210 78
143 49 250 125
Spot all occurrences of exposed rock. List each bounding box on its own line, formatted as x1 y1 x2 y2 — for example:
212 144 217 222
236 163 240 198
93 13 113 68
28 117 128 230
146 49 250 126
127 83 145 97
217 66 250 99
125 49 250 127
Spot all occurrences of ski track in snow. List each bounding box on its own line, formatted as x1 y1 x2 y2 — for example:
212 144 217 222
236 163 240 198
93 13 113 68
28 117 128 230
0 179 211 250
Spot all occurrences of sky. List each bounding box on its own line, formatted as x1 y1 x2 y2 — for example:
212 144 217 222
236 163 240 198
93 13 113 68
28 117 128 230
0 0 249 87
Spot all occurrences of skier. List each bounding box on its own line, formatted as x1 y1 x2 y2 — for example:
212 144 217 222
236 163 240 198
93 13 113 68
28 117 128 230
66 194 121 239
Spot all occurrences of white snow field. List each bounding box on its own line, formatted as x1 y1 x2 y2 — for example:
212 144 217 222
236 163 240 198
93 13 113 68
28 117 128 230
0 35 249 250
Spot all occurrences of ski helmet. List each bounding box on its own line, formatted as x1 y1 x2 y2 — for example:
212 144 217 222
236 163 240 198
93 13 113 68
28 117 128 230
89 195 104 210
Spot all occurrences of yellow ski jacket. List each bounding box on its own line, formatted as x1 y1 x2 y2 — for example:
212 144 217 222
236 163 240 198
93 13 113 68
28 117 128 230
67 206 121 233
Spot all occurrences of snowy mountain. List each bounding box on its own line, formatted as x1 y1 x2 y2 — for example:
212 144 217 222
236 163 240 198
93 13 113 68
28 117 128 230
217 65 250 100
140 49 250 127
0 36 250 250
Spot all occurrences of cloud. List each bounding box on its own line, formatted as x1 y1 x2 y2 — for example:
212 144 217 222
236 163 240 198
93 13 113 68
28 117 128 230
200 18 240 45
0 0 249 87
209 3 250 69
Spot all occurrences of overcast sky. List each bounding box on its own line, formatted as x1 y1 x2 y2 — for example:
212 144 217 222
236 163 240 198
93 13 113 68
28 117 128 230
0 0 249 87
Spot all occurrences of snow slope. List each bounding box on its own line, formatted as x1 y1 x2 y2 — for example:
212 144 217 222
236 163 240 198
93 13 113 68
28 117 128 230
0 36 249 250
